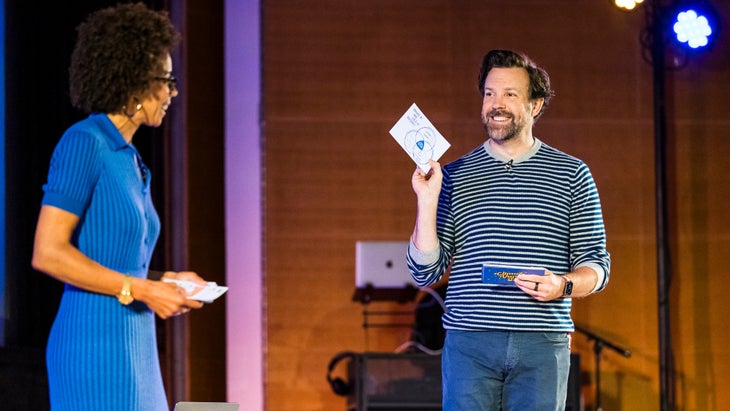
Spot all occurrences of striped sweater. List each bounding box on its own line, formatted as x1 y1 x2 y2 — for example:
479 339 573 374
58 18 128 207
407 139 610 332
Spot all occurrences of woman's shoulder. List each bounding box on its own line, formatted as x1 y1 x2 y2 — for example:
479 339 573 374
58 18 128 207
56 114 116 154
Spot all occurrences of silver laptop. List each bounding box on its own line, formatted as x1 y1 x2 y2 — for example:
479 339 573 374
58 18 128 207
355 241 415 288
174 402 239 411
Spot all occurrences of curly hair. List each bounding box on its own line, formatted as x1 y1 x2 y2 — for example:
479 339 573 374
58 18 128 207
69 2 180 114
477 50 554 119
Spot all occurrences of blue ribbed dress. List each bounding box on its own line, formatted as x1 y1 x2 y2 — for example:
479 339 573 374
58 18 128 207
42 114 167 410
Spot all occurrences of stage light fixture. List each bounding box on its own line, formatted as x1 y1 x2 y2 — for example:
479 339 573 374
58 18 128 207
671 3 718 50
614 0 644 11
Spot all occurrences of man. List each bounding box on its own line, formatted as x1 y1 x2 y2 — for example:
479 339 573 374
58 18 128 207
406 49 610 410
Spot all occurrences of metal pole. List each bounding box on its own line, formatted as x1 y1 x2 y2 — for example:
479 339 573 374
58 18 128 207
594 342 603 411
649 0 674 409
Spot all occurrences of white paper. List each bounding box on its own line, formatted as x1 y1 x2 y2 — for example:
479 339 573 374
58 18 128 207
389 103 450 172
163 278 229 303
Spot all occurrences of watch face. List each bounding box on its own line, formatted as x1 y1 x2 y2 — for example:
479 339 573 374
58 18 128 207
564 281 573 296
118 293 134 305
118 275 134 305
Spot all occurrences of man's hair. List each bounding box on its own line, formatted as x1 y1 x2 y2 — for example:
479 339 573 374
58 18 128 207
69 2 180 114
477 50 554 119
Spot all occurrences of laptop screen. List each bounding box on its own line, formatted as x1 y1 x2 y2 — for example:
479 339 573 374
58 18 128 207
355 241 415 288
174 402 239 411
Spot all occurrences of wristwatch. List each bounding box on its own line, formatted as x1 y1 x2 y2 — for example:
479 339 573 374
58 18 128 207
561 276 573 297
117 275 134 305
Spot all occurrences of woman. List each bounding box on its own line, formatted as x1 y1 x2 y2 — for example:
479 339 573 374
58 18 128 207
31 3 206 410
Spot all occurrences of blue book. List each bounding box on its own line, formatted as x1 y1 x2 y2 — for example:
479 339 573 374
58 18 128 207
481 264 545 285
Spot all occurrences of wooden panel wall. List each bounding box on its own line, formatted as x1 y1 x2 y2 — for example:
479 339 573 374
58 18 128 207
263 1 730 410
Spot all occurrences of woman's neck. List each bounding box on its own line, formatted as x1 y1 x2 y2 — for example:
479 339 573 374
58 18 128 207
107 113 139 143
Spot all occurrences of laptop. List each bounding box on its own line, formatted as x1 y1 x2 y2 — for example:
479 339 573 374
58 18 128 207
355 241 415 289
174 402 239 411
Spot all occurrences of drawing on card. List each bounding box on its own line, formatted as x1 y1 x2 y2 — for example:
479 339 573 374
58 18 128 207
389 103 450 172
405 127 437 166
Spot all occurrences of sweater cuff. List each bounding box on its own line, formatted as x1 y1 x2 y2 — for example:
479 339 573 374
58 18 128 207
408 238 440 266
578 262 606 293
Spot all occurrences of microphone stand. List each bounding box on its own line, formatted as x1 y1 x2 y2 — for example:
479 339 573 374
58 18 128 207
575 325 632 411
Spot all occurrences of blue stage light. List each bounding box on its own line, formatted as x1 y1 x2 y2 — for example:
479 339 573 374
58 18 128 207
674 10 712 48
670 2 719 51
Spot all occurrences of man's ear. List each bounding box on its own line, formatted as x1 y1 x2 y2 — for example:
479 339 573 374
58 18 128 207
531 97 544 117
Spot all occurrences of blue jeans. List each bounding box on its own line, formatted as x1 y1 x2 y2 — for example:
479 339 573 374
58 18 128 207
442 329 571 411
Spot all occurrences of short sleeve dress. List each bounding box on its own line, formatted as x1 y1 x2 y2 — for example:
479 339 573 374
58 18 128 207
42 113 167 410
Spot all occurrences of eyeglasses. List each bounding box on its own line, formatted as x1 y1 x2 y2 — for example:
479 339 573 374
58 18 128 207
153 75 177 93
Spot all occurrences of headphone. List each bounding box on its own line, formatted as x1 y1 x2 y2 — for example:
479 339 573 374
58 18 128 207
326 351 358 396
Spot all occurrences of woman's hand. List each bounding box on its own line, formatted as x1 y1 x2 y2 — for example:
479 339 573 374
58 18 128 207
134 271 208 319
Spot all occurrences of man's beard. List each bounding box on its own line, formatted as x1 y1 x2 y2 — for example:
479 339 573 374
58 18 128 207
482 109 523 142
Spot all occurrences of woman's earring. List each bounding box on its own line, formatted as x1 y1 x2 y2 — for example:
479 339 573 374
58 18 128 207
124 100 143 119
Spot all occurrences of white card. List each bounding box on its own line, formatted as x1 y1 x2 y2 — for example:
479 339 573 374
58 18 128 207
389 103 451 172
163 278 229 303
191 283 228 303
